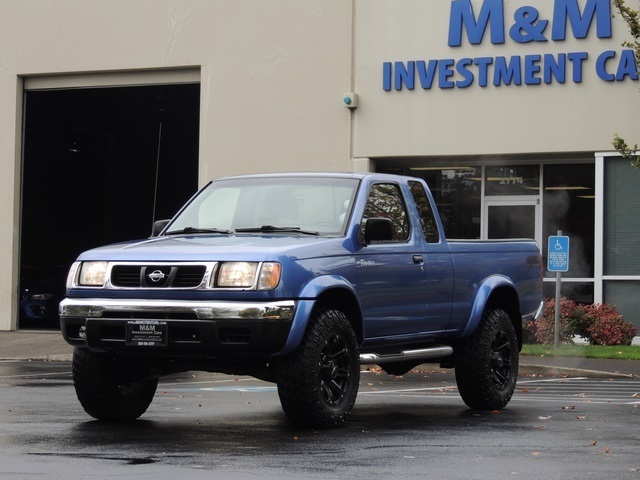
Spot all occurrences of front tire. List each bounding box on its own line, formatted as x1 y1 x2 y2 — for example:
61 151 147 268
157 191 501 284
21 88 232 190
454 308 519 410
72 349 158 421
276 308 360 428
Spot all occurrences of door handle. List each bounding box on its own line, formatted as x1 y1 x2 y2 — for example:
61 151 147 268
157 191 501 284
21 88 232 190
412 255 424 265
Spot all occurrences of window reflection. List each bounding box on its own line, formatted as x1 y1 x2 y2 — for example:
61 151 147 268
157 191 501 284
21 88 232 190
408 181 440 243
413 168 481 239
485 165 539 195
361 183 410 242
543 164 595 278
375 165 481 239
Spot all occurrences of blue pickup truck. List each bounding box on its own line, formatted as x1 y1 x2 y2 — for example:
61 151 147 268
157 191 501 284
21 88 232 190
60 172 544 427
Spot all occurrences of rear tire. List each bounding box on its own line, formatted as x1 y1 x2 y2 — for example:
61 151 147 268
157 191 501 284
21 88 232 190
276 308 360 427
72 348 158 421
454 308 519 410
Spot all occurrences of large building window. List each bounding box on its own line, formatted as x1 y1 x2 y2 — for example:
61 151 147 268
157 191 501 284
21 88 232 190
484 165 540 242
542 164 595 304
410 168 481 239
603 158 640 328
604 159 640 275
375 164 481 239
604 281 640 323
485 165 539 196
543 164 595 278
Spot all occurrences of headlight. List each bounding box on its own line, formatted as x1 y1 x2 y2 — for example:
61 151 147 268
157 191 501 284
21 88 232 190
216 262 281 290
217 262 258 288
78 261 108 287
29 293 52 301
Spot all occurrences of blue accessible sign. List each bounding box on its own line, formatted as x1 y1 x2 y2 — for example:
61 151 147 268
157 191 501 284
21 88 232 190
548 235 570 272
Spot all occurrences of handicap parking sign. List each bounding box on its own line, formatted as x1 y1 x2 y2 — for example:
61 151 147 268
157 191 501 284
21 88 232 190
548 235 569 272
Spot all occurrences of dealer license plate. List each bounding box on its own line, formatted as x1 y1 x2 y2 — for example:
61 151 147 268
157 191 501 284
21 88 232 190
126 320 168 347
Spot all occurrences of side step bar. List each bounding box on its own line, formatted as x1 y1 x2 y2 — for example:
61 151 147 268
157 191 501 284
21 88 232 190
359 345 453 365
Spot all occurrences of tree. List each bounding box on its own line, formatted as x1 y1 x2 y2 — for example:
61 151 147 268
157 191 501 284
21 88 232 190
612 0 640 168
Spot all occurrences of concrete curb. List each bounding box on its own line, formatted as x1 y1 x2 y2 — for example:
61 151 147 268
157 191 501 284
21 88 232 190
519 364 637 379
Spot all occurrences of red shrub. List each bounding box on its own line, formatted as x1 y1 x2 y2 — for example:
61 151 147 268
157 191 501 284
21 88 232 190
522 319 538 344
526 298 637 346
533 297 582 344
584 304 637 346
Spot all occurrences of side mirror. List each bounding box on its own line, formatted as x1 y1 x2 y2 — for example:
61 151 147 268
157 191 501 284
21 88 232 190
364 217 394 244
151 219 170 237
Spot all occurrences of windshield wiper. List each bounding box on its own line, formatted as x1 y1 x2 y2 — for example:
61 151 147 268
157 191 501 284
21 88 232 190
165 227 233 235
235 225 319 236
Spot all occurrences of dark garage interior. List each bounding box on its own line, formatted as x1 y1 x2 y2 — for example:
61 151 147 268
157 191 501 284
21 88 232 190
19 83 201 329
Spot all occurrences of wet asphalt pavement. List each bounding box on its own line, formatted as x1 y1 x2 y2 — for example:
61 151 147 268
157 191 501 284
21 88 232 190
2 330 639 377
1 359 639 480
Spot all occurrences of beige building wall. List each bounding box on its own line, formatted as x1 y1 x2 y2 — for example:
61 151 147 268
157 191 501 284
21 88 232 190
1 1 638 331
353 0 640 157
0 0 354 330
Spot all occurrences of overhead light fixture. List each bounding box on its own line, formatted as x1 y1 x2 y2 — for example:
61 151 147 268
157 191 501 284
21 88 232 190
409 166 476 171
545 186 590 191
68 140 81 153
486 177 524 182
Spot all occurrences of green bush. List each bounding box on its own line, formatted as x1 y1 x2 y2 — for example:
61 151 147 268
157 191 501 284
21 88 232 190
525 297 637 346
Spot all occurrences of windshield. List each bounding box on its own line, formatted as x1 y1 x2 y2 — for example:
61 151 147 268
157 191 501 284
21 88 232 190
167 176 359 236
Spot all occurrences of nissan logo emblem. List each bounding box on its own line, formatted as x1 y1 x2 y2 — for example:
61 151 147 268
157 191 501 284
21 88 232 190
147 270 166 283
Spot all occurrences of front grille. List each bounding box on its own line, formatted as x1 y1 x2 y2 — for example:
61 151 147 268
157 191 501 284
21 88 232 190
110 264 208 289
174 266 207 287
111 266 142 287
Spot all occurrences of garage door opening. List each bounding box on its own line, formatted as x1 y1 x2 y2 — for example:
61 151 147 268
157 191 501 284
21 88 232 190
19 83 200 330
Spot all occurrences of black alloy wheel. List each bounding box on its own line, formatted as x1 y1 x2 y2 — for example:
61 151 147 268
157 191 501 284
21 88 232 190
319 332 352 406
454 308 519 410
276 308 360 427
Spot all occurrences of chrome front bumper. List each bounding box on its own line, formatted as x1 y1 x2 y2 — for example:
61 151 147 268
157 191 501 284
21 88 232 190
59 298 297 354
59 298 296 321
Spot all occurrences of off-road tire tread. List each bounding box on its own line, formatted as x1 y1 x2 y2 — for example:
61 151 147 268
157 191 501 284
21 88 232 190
276 309 360 428
454 308 519 410
72 348 158 421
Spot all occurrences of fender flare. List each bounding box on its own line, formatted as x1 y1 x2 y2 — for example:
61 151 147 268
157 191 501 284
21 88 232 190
460 274 519 338
275 275 361 356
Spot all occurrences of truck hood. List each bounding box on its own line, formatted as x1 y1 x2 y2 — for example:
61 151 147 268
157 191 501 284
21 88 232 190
76 234 354 262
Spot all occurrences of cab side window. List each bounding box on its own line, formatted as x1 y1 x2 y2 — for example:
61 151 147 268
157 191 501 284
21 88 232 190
361 183 410 242
409 181 440 244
